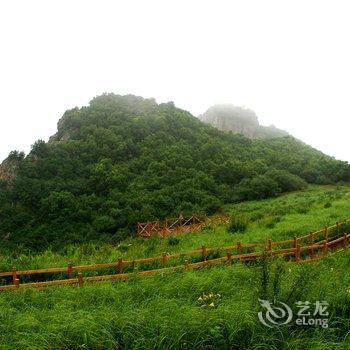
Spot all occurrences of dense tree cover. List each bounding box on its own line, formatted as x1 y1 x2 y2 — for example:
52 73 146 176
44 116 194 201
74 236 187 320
0 94 349 249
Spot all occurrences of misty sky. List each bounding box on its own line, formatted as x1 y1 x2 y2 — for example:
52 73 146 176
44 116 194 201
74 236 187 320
1 0 349 162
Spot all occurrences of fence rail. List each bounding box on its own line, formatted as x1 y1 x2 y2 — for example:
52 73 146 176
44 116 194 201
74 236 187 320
137 214 230 237
1 220 349 291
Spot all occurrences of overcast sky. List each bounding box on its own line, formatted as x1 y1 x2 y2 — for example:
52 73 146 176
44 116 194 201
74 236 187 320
1 0 349 162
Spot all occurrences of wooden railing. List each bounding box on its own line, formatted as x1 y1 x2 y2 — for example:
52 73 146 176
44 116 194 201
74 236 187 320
137 214 229 237
0 220 349 291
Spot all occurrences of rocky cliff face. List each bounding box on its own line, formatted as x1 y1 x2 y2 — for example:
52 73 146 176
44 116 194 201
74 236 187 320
199 104 288 139
0 151 24 182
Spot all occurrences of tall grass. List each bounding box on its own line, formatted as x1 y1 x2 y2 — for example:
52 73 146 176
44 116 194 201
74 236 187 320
0 185 350 348
0 250 349 349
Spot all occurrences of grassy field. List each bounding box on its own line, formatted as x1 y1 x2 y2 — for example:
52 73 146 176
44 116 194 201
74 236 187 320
0 185 349 349
1 184 350 271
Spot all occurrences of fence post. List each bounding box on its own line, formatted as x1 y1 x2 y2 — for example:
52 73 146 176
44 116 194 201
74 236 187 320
324 226 328 243
67 263 73 279
322 241 328 257
267 239 272 253
14 278 20 288
295 244 301 263
293 236 297 249
308 232 314 244
131 260 135 272
237 242 242 261
12 267 17 285
77 272 84 287
117 258 123 274
342 234 347 248
336 221 340 233
309 232 315 259
184 260 189 270
227 252 232 264
165 219 168 230
162 252 167 267
156 221 161 237
201 245 207 261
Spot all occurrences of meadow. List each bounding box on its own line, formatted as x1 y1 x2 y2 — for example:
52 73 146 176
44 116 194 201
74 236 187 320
0 185 349 349
1 184 349 271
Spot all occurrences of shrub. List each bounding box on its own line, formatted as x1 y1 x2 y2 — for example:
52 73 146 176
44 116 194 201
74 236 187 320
167 236 181 246
264 169 308 192
233 175 282 201
295 204 310 214
249 211 264 222
324 202 332 208
228 215 249 233
145 236 160 254
260 215 281 229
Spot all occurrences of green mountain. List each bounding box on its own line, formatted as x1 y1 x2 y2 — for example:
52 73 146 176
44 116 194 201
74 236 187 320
199 104 289 138
1 93 349 249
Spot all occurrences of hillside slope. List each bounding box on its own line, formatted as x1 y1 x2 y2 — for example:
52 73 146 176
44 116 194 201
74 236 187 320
1 185 350 349
0 94 349 248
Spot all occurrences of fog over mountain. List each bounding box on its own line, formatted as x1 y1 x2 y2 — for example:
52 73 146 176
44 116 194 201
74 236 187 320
199 105 289 139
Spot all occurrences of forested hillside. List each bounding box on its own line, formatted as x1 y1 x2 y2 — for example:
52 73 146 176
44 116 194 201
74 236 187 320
0 94 349 249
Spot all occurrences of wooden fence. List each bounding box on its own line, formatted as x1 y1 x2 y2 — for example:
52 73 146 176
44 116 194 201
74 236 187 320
137 214 229 237
0 220 349 292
